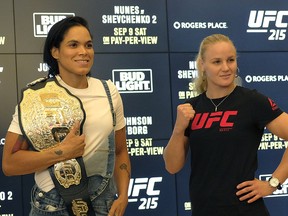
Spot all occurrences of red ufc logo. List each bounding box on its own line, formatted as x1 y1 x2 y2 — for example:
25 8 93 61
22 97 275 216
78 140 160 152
191 111 238 130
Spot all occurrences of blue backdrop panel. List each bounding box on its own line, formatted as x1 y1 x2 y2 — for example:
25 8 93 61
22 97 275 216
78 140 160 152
91 53 172 140
86 0 168 53
14 0 79 53
238 52 288 111
0 54 19 215
0 170 23 215
169 53 198 114
16 54 49 98
14 0 168 53
0 55 18 137
167 0 288 52
125 140 177 216
0 0 15 53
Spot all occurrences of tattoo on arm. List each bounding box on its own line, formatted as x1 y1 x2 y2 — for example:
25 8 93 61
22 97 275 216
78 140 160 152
54 149 63 156
12 136 25 153
120 163 131 178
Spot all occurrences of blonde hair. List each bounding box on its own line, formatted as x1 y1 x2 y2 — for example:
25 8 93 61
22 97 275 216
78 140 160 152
195 34 236 93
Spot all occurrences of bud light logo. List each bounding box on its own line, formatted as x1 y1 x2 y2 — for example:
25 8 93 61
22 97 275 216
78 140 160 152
33 13 75 37
112 69 153 93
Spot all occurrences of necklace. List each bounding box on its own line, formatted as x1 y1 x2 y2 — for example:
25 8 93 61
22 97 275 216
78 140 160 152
209 94 230 112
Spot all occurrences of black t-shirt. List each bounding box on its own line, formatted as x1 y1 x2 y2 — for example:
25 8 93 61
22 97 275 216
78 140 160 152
185 86 282 214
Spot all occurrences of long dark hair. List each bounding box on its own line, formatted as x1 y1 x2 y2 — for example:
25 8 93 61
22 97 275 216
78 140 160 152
43 16 92 77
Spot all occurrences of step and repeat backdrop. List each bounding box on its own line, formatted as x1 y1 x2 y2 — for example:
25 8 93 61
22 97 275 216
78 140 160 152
1 0 288 215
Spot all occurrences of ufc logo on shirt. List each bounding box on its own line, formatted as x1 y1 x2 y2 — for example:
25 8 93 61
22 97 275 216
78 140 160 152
191 111 238 130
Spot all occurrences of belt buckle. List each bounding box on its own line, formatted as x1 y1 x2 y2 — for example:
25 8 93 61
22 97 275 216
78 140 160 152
72 199 89 216
54 159 82 188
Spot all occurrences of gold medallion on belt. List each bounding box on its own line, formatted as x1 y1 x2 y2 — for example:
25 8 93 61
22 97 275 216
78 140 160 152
72 199 89 216
54 159 82 188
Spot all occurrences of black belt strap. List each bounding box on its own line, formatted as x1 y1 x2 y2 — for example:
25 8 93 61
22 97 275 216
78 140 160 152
49 157 95 216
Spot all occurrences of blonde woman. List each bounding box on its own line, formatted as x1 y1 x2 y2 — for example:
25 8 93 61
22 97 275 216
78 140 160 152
164 34 288 216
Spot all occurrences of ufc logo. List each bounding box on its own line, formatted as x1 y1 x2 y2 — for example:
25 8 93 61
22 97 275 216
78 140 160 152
128 177 162 197
192 111 238 130
248 10 288 28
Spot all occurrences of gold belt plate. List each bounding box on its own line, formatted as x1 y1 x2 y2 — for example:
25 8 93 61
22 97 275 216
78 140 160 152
19 81 84 151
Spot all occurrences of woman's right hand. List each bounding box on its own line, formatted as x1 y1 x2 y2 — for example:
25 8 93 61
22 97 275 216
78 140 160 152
174 103 195 132
57 122 86 160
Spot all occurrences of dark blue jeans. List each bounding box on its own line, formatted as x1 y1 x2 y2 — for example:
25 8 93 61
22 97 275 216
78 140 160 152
29 175 116 216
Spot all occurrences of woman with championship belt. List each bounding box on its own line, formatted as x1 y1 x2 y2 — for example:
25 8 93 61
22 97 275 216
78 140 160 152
2 16 131 216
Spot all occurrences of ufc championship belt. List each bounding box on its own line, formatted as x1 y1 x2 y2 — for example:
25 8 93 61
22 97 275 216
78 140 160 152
18 77 95 216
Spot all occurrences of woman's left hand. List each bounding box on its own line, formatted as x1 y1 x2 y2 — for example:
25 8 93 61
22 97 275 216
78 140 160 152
108 195 128 216
236 178 275 203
